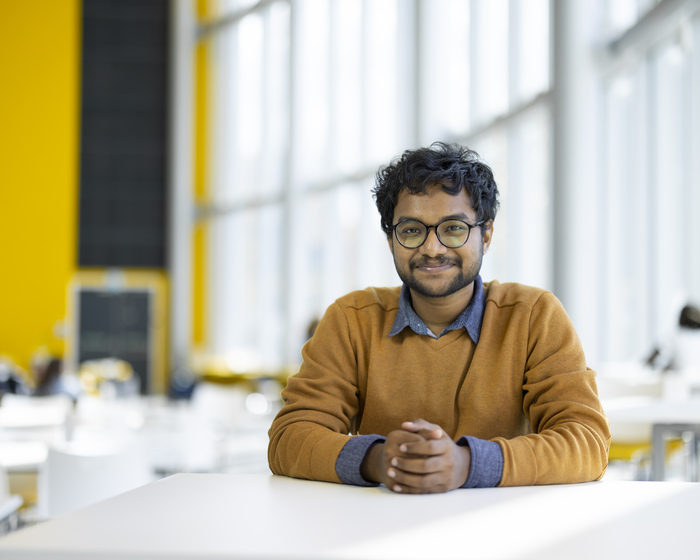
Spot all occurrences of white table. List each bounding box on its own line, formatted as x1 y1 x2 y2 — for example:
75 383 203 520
0 474 699 560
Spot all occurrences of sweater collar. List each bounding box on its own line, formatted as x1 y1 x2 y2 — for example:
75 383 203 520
389 275 485 342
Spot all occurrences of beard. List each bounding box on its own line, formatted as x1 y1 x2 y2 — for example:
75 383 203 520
394 246 483 299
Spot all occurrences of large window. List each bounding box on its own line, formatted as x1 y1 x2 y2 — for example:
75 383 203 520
190 0 699 371
197 0 552 369
600 0 700 362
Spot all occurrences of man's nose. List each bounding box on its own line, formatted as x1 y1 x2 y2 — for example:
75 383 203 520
419 227 447 256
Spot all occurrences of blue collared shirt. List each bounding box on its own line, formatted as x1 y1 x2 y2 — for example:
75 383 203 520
336 275 504 488
388 274 486 342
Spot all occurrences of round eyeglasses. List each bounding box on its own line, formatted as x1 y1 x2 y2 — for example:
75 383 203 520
392 218 484 249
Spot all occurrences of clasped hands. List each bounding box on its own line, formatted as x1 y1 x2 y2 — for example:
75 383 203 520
360 418 471 494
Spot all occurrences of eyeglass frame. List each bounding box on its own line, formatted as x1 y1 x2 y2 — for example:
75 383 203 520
391 217 485 249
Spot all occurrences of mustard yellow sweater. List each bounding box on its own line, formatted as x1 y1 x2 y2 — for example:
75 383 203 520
268 280 610 486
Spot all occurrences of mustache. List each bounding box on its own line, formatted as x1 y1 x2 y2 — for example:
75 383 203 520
410 256 462 268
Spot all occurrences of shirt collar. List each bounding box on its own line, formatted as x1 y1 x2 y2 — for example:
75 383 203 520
389 275 485 343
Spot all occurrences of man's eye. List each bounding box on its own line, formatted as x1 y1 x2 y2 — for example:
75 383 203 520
445 225 467 233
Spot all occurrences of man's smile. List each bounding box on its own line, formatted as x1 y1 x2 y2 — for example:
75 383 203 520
415 263 453 273
411 258 461 274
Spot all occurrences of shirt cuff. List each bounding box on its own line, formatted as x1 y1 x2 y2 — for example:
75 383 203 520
336 434 386 486
457 436 503 488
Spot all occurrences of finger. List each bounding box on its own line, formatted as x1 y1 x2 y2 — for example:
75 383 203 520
401 419 444 440
388 484 447 495
384 430 425 457
398 437 451 458
401 419 441 433
386 468 450 494
389 454 443 475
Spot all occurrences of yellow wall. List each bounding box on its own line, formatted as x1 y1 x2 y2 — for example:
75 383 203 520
0 0 81 372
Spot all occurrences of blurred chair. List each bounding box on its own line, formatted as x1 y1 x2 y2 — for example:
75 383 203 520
37 441 153 520
70 393 144 447
180 381 250 473
598 363 693 480
597 363 662 479
189 381 250 431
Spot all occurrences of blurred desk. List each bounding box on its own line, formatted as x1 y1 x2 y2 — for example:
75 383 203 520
0 408 66 430
1 474 699 559
0 442 48 471
605 397 700 425
605 397 700 480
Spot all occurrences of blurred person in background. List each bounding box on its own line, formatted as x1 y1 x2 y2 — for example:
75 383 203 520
0 357 31 398
269 142 610 494
32 357 80 401
647 304 700 372
673 305 700 373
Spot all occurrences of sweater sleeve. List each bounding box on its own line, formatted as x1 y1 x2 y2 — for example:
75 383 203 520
457 436 503 488
496 292 611 486
268 301 361 483
336 435 386 486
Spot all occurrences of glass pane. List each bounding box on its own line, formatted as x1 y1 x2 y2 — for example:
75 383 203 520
363 0 400 166
209 207 284 370
472 0 509 123
292 0 331 184
253 204 284 367
236 14 264 161
602 69 651 361
211 14 266 207
605 0 638 36
468 129 508 284
210 24 238 206
506 107 551 290
330 0 363 174
261 1 290 197
604 0 662 37
358 177 401 289
322 185 362 306
211 5 289 206
420 0 470 141
651 38 691 343
514 0 550 102
287 191 326 356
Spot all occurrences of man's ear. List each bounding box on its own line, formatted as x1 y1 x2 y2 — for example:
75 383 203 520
481 221 494 254
387 234 394 255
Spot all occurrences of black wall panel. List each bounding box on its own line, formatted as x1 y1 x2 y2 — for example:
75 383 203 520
79 0 169 267
78 289 152 394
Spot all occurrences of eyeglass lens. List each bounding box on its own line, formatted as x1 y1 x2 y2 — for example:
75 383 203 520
395 219 471 248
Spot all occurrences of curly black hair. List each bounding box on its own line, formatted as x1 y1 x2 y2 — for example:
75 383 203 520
372 142 500 236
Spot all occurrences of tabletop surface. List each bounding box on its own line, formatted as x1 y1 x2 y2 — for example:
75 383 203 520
0 474 699 560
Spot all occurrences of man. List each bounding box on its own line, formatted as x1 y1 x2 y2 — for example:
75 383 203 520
268 142 610 493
